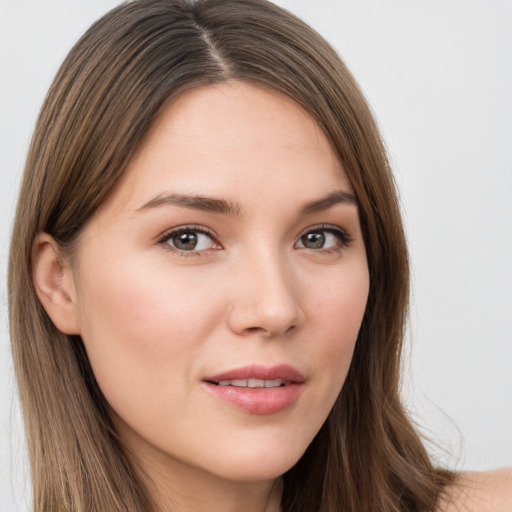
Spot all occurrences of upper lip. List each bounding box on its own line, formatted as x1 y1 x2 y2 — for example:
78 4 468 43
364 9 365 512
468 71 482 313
204 364 305 384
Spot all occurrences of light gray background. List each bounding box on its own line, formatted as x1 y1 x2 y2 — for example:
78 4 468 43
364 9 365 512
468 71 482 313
1 1 511 510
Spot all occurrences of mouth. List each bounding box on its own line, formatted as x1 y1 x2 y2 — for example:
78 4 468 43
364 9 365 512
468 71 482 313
203 364 305 415
204 363 305 385
212 378 287 388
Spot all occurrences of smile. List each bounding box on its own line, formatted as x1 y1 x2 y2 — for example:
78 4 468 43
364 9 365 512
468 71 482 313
203 365 305 415
217 378 286 388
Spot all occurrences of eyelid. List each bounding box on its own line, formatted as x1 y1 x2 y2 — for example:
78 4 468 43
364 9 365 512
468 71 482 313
157 224 222 253
295 224 353 248
156 223 352 255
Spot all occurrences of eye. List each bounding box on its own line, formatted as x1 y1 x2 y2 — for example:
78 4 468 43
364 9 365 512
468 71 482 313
295 226 352 251
159 227 220 253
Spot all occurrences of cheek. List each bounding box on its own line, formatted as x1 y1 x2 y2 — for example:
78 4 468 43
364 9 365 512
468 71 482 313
299 261 369 416
78 254 221 340
74 256 225 404
307 263 368 348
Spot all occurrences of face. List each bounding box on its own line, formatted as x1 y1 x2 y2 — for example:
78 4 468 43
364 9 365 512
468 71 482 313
70 82 369 484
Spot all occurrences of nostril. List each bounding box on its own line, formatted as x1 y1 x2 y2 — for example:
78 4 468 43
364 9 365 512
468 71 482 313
245 324 297 337
246 326 263 333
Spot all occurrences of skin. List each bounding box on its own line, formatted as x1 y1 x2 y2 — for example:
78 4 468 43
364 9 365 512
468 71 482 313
438 468 512 512
440 469 512 512
32 81 512 511
34 82 370 511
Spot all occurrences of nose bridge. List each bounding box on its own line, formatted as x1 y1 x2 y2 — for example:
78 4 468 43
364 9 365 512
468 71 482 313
227 245 304 337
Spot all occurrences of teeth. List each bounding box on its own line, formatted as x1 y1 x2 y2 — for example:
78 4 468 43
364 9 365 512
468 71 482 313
264 379 285 387
216 379 285 388
248 378 264 388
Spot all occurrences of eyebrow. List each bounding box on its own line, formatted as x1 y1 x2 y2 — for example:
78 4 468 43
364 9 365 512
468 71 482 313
138 189 357 216
299 189 357 214
138 193 241 216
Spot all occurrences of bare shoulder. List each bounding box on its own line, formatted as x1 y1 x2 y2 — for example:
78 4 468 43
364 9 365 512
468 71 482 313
438 468 512 512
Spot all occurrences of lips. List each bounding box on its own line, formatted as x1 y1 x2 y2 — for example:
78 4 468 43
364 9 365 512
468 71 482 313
205 364 305 385
203 364 305 415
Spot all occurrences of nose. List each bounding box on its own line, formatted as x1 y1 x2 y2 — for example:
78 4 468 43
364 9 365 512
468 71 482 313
227 251 305 338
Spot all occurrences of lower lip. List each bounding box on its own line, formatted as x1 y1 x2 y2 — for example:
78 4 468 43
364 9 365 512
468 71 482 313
204 382 304 415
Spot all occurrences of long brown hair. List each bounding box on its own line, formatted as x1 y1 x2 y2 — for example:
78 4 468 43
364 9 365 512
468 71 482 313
9 1 453 510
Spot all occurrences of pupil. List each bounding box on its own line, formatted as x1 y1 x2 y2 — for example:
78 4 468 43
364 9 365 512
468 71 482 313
174 232 198 250
303 231 325 249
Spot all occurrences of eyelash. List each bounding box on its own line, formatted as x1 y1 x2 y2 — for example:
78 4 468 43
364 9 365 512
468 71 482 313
158 225 220 257
157 223 353 256
296 224 353 253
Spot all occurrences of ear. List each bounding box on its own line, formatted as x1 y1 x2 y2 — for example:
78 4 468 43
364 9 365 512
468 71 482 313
32 233 81 335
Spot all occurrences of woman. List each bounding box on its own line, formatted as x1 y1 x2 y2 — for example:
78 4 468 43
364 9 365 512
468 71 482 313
8 0 511 511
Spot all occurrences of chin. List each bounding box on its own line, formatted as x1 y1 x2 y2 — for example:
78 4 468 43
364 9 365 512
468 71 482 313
202 440 308 482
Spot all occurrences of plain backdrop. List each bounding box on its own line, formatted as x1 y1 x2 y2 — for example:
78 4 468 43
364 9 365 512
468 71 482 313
1 1 511 510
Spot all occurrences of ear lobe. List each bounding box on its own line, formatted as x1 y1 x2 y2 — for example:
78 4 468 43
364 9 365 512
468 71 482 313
32 233 81 335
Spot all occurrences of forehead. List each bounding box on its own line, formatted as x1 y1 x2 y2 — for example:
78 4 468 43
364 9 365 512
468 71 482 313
103 81 352 213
